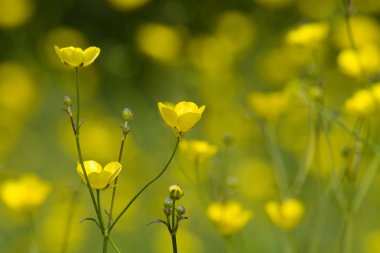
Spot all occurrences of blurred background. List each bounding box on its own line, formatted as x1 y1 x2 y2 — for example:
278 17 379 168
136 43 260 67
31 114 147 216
1 0 380 252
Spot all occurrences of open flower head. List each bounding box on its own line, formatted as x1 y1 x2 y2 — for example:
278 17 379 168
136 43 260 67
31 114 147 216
344 89 377 116
180 139 218 162
77 160 122 190
1 174 51 212
54 46 100 67
158 101 205 137
265 198 304 230
207 201 253 236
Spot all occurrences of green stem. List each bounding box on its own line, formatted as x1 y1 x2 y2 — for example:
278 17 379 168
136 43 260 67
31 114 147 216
171 234 178 253
69 70 102 227
60 189 80 253
108 128 129 230
27 212 39 253
264 123 289 199
109 137 180 232
103 235 109 253
109 237 121 253
171 199 178 253
340 213 353 253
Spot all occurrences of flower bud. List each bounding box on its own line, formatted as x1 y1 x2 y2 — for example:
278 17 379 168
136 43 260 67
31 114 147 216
164 198 174 209
122 108 133 121
176 205 186 215
63 96 72 106
168 184 184 200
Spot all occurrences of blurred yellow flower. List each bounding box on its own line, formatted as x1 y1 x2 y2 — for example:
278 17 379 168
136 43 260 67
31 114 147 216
207 201 253 236
108 0 150 11
333 16 380 49
1 174 51 212
136 23 182 63
344 89 376 116
337 44 380 77
265 198 304 230
286 22 329 47
247 89 290 122
254 0 293 8
0 0 34 28
77 160 122 190
158 101 205 137
54 46 101 68
179 139 217 162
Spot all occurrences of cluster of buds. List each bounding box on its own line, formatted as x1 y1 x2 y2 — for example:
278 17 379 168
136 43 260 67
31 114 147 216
149 184 188 238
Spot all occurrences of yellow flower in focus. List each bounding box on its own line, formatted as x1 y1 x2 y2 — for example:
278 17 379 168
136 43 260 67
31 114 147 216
77 160 122 190
136 23 182 63
158 101 205 137
207 201 253 236
286 22 329 47
247 89 290 122
337 45 380 77
54 46 101 67
180 139 217 162
265 198 304 230
1 174 51 212
344 89 377 116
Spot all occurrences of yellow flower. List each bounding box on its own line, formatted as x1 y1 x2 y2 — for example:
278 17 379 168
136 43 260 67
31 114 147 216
179 139 218 162
337 44 380 77
285 22 329 47
344 89 377 116
77 160 122 190
54 46 100 67
265 198 304 230
1 174 51 212
247 89 290 122
207 201 253 236
158 101 205 137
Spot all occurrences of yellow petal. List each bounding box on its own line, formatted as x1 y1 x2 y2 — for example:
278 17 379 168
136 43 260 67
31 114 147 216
158 102 177 128
77 160 102 184
88 172 112 189
177 112 201 132
197 105 206 114
83 46 101 67
60 47 84 67
175 101 199 116
103 161 122 183
54 46 63 62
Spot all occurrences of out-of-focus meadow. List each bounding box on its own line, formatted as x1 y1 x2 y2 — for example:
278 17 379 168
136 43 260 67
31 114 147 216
2 0 380 252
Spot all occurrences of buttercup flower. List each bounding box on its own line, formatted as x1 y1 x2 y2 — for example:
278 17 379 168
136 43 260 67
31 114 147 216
247 89 290 122
54 46 100 67
77 160 122 190
1 174 51 212
179 139 218 162
265 198 304 230
158 101 205 137
285 22 329 47
207 201 253 236
344 89 376 116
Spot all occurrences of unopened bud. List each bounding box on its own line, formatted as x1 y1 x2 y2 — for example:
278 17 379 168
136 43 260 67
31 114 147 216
63 96 72 106
169 184 184 200
122 108 133 121
164 198 174 209
176 205 186 215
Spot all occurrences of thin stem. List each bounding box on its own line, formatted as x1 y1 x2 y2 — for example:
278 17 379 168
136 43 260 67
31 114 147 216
75 67 80 127
110 137 180 232
109 237 121 253
171 199 178 253
264 123 289 199
171 234 178 253
108 128 129 230
103 235 109 253
60 189 80 253
27 212 39 253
